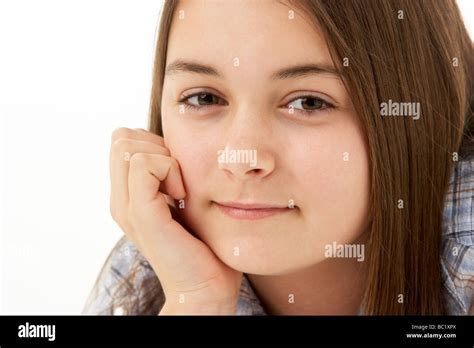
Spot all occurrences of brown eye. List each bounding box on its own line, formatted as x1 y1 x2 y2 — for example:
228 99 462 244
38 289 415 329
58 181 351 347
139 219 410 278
183 92 224 107
291 97 327 110
301 97 324 110
287 95 334 116
194 93 219 106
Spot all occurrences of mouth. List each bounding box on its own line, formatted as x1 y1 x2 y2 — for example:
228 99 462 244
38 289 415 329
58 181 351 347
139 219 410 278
213 201 295 220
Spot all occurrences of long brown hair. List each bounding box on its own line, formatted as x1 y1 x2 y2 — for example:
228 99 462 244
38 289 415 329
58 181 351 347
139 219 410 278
116 0 473 315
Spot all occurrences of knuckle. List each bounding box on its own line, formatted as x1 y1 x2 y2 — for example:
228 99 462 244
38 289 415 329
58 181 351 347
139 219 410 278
129 152 148 168
111 127 132 142
111 138 132 154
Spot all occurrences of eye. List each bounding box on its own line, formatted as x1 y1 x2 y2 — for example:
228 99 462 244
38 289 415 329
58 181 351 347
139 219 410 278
178 91 334 116
178 91 226 111
286 95 334 116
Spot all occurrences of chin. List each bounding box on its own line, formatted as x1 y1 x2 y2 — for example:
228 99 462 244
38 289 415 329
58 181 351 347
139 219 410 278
208 243 303 276
217 255 281 275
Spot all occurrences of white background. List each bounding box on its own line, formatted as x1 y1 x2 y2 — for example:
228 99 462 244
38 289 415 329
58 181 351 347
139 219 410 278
0 0 472 314
0 0 164 314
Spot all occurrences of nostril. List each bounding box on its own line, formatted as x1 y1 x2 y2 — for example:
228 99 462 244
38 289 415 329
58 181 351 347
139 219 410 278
249 168 263 175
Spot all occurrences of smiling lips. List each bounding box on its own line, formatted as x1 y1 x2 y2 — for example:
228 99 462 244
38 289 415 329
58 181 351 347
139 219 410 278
214 201 294 220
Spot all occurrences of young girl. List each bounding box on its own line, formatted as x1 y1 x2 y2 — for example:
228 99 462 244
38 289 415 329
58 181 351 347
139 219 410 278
83 0 474 315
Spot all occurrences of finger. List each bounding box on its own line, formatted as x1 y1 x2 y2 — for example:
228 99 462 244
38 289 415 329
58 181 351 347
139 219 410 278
128 153 186 205
111 127 165 147
110 139 170 212
126 153 208 284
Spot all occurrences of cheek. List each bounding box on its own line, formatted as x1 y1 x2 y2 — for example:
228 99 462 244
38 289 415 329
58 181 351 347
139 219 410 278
289 124 371 244
161 113 218 218
164 131 215 197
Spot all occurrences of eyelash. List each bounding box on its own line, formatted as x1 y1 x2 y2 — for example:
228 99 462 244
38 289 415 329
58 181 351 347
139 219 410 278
178 91 335 116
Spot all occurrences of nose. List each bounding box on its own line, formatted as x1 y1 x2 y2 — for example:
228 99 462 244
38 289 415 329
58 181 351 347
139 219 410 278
217 110 275 180
217 145 275 179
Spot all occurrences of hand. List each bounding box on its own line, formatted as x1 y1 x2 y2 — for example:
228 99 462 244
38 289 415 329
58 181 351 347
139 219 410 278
109 127 242 314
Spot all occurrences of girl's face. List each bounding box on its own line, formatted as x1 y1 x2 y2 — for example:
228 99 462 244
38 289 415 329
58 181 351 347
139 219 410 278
161 0 371 275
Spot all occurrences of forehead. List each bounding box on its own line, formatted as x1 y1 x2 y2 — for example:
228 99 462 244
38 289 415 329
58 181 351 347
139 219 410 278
166 0 332 76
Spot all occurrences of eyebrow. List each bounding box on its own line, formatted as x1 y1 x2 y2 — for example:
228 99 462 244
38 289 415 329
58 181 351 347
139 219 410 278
165 59 340 80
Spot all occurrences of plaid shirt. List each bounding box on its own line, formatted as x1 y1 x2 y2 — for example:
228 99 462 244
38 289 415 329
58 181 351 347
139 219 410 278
441 157 474 315
83 157 474 315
